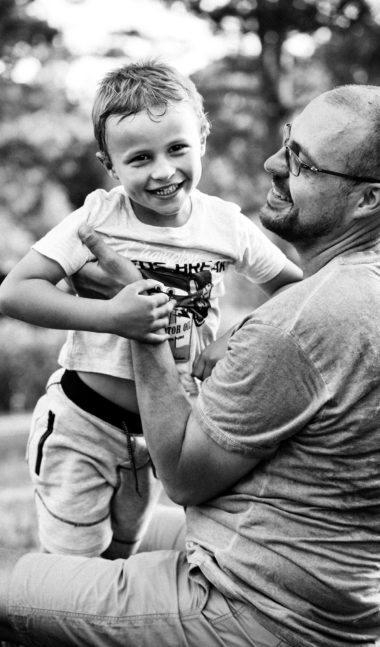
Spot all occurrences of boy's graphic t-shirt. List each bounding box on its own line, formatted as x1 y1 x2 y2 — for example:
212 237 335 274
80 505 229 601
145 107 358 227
32 186 286 392
139 264 213 364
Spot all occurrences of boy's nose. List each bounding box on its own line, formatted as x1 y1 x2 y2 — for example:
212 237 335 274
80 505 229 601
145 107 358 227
264 147 289 177
151 159 176 181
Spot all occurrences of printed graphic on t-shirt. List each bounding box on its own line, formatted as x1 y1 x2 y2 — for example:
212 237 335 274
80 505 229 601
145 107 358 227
140 265 213 362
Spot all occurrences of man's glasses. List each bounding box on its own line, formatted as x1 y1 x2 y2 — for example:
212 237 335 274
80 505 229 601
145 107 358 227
283 123 380 183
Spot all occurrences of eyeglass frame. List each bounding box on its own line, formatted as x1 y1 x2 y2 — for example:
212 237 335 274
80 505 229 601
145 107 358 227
282 123 380 184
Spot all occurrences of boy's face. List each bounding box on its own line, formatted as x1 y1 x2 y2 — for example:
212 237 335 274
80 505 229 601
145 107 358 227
103 101 206 227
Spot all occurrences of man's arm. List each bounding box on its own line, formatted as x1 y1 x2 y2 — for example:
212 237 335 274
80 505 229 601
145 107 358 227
131 340 259 505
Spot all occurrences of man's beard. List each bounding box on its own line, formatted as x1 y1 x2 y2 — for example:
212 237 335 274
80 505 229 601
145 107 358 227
259 202 335 245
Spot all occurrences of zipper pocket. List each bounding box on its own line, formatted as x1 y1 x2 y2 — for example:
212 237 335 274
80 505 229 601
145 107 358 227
35 410 55 475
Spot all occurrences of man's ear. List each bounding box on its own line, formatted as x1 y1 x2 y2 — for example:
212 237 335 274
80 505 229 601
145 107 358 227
355 183 380 219
95 152 119 180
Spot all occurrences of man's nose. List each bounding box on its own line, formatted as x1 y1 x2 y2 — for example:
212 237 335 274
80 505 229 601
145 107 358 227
264 147 289 177
151 158 175 181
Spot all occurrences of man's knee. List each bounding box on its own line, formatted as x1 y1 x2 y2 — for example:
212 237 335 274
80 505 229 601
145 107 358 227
0 618 22 643
0 548 25 643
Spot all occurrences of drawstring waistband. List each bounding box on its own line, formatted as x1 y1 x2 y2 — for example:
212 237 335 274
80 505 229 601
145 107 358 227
60 370 143 434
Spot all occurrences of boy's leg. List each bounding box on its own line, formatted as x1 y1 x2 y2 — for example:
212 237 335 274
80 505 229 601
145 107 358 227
103 438 163 559
27 371 118 556
29 370 167 559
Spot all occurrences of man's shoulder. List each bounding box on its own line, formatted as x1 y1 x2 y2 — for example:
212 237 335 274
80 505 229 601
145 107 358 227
248 259 376 337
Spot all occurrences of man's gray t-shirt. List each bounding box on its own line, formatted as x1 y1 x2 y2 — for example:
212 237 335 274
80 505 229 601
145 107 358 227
189 248 380 647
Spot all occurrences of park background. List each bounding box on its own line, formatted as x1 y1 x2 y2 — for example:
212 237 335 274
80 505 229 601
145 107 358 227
1 0 380 551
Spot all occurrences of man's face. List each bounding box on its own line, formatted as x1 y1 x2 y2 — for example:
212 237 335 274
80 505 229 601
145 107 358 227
260 98 362 246
104 101 205 227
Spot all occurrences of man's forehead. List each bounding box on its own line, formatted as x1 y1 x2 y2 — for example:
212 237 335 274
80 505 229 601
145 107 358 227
292 97 360 151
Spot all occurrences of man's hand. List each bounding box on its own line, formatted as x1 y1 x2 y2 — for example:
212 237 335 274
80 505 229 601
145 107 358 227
71 225 143 299
192 330 231 380
77 225 175 343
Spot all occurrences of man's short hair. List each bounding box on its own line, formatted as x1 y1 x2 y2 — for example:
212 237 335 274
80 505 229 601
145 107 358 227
324 85 380 182
92 60 211 164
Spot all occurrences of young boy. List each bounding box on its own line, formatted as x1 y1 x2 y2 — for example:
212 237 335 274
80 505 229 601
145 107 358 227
0 61 302 559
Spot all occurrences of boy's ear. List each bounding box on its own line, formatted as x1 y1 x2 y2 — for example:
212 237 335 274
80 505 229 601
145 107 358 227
95 152 119 180
200 134 207 157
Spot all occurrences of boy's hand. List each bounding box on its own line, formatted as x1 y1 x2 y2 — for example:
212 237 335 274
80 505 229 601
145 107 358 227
192 331 230 381
106 281 174 342
78 225 174 343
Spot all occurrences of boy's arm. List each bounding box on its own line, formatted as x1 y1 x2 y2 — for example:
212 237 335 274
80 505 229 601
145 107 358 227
257 257 303 295
0 248 173 342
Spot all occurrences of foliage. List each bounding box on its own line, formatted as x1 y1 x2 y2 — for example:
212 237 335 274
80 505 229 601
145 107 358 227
0 83 105 274
0 318 65 412
316 13 380 85
0 0 58 73
166 0 380 97
165 0 380 163
0 1 106 277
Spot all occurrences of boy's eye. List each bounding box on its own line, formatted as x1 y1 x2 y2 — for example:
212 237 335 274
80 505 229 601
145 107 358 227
129 154 150 164
170 143 189 154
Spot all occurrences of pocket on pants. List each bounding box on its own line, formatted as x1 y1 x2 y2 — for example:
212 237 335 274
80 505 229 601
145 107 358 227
27 405 55 477
35 410 55 475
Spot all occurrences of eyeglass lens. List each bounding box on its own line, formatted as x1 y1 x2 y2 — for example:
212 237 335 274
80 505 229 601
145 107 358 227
282 123 291 146
282 125 300 176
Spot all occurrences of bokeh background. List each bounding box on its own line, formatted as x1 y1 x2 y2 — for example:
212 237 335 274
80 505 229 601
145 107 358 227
1 0 380 550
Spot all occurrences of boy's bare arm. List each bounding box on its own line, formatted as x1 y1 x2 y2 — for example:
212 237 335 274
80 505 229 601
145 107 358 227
0 248 173 343
259 258 303 295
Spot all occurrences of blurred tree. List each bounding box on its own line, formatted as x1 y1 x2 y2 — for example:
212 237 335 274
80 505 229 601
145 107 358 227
165 0 379 117
0 0 57 73
316 6 380 86
0 0 105 276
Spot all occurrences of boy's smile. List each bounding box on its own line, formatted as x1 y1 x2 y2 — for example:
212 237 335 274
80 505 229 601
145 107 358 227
104 102 206 227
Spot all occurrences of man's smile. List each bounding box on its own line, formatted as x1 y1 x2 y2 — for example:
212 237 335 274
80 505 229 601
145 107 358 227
271 181 292 203
265 183 293 209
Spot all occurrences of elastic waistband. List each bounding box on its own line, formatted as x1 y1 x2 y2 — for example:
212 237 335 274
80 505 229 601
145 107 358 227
60 370 143 435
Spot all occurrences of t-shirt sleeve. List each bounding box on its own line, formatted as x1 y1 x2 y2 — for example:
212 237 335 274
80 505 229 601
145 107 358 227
234 215 287 283
193 317 329 458
32 191 101 275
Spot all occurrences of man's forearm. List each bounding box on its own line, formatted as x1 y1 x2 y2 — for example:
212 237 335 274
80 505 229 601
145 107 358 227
131 340 192 490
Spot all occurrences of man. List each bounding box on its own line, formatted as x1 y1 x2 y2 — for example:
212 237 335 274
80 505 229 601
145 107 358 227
1 84 380 646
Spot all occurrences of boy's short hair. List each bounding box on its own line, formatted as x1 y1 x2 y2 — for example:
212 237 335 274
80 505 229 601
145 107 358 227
92 60 211 164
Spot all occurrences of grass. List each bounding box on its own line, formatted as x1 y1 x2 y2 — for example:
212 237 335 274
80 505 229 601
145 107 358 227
0 427 38 550
0 413 38 549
